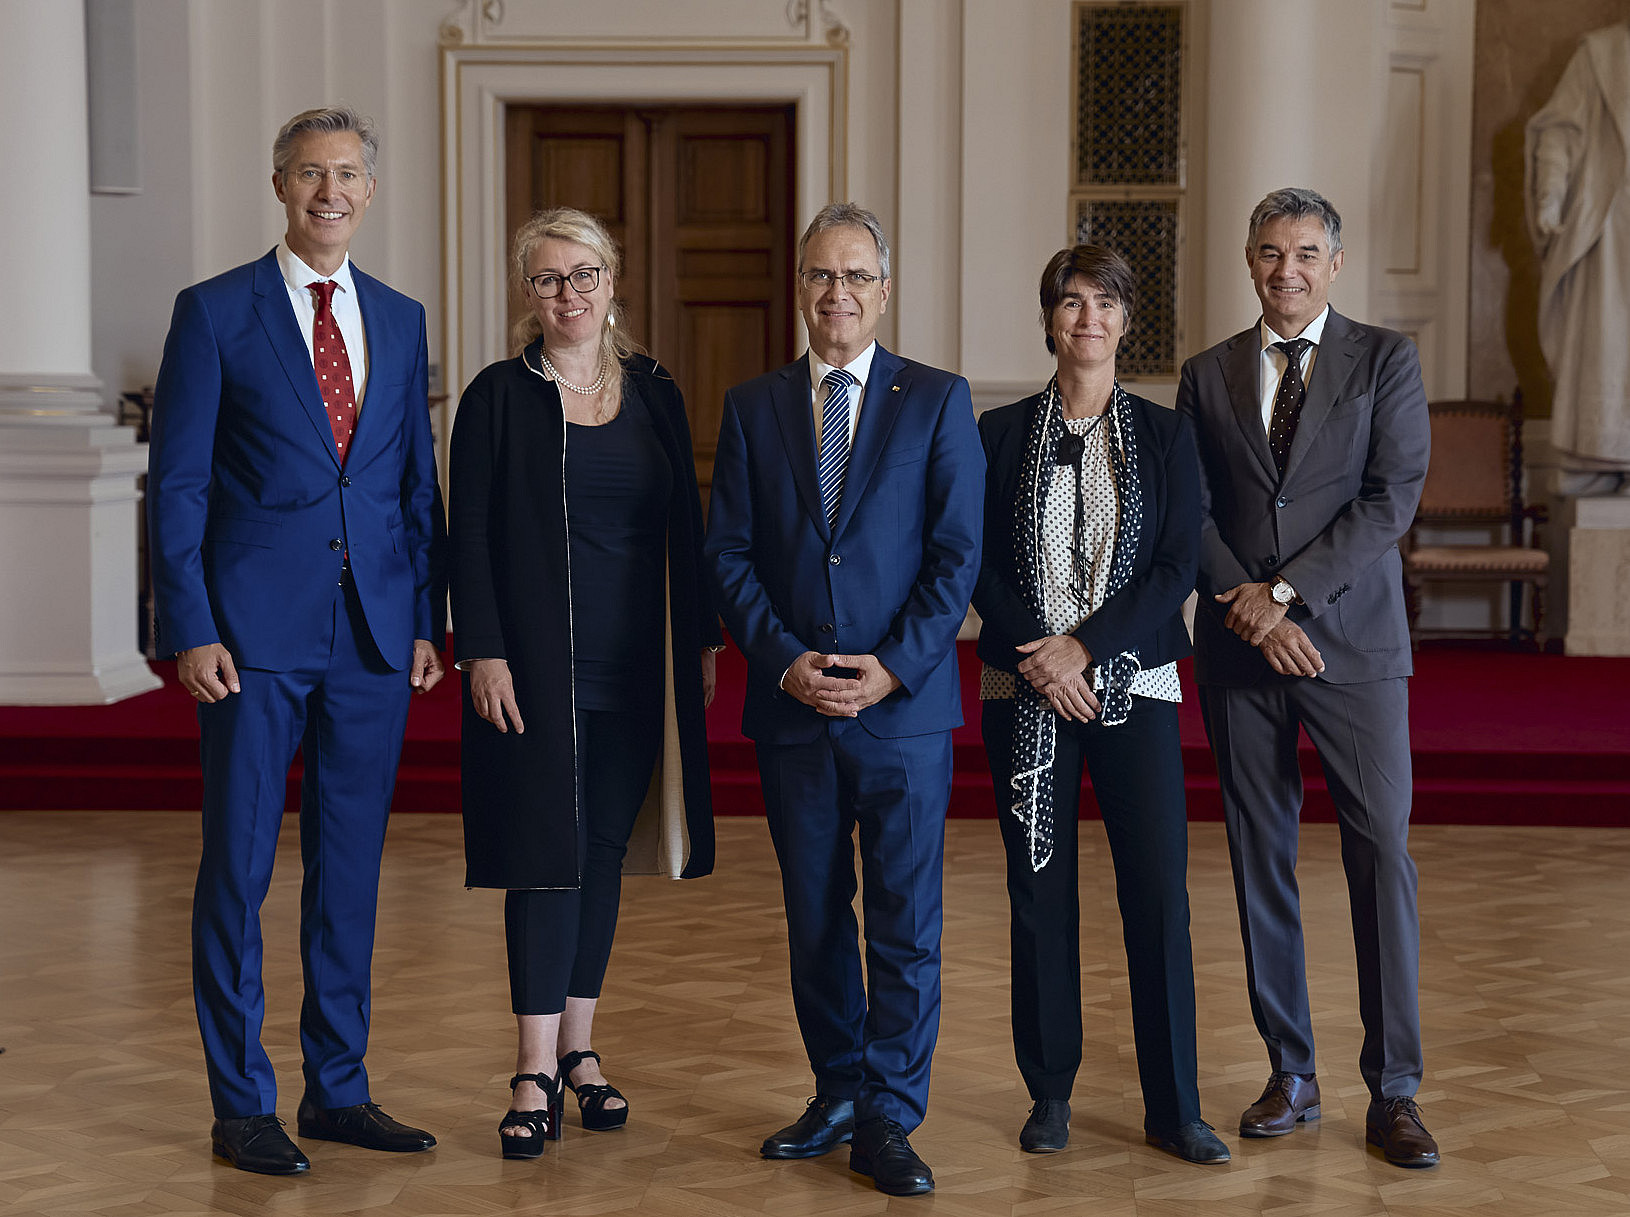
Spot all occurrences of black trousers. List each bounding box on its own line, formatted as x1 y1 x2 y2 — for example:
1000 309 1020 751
505 707 661 1015
983 695 1201 1133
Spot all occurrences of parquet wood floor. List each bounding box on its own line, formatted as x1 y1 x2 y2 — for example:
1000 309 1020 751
2 812 1628 1216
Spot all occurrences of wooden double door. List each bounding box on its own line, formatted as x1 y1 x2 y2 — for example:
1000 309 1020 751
505 104 796 495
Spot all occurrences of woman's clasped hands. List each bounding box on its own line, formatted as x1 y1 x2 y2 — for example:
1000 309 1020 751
1015 635 1100 723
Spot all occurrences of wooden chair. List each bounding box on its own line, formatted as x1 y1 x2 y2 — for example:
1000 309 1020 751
1403 393 1549 647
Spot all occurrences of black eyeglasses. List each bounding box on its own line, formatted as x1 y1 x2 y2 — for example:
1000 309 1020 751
526 266 605 299
800 269 882 290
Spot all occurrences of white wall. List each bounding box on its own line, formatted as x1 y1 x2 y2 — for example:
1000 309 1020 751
7 0 95 378
86 0 1474 410
89 0 193 397
90 0 449 397
955 0 1074 393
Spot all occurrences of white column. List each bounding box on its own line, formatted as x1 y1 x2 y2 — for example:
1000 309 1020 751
1556 495 1630 655
1201 0 1379 347
0 0 159 703
895 0 964 376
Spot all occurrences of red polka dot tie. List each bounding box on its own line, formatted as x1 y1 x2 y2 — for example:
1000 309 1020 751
308 280 356 464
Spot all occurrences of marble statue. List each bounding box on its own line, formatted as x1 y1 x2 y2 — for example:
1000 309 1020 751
1526 22 1630 485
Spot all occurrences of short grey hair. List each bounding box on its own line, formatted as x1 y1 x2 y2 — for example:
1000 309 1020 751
797 202 891 280
1247 187 1342 255
273 106 379 181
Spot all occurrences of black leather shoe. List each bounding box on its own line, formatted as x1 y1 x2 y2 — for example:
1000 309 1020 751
211 1114 310 1175
296 1099 436 1152
1366 1096 1439 1168
1019 1099 1070 1153
1239 1071 1320 1137
849 1117 934 1196
1145 1120 1231 1164
760 1095 855 1159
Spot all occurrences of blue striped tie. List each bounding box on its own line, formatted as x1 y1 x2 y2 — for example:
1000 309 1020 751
818 367 856 530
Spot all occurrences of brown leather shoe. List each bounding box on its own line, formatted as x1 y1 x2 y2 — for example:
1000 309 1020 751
1239 1072 1320 1137
1366 1096 1439 1168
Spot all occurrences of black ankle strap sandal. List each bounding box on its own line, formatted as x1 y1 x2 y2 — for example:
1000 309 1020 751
498 1071 562 1158
557 1049 629 1131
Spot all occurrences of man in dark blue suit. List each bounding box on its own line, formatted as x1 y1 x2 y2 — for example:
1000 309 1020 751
705 203 983 1197
147 107 444 1175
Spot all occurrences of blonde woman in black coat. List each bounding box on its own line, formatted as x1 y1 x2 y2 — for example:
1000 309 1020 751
450 207 719 1158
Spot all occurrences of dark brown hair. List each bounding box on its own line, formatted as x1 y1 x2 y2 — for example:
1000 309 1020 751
1038 244 1135 354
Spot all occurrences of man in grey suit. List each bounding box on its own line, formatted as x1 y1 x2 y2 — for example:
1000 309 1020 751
1176 187 1438 1168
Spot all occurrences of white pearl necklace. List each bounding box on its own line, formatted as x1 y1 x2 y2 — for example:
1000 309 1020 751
537 347 608 396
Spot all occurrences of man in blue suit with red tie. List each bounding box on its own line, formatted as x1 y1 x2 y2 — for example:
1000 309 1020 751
147 107 444 1175
705 203 984 1196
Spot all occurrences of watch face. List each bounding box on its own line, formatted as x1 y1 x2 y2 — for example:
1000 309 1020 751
1272 580 1294 604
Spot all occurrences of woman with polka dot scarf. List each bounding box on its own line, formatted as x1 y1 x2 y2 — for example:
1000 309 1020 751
970 244 1223 1167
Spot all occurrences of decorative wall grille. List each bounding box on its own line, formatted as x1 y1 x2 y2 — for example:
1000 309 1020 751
1074 197 1180 377
1071 2 1192 379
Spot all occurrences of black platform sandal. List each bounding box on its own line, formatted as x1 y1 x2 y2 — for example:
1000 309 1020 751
558 1049 629 1131
498 1071 562 1158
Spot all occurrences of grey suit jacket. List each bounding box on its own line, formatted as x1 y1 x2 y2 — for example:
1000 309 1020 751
1175 308 1430 686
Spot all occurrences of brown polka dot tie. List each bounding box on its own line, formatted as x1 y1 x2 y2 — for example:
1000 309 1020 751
1269 338 1310 476
308 280 356 464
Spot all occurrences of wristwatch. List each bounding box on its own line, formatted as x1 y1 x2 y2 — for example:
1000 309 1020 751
1268 575 1298 606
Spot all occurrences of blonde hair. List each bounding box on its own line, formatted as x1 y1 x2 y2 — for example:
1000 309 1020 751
509 209 641 375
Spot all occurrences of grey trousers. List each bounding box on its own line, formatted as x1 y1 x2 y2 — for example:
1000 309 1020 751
1200 675 1423 1100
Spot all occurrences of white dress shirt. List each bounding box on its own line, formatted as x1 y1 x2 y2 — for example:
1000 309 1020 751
809 341 877 451
1256 305 1329 432
277 240 370 411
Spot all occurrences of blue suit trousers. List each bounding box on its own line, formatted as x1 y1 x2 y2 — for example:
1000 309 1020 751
756 719 951 1132
192 572 411 1118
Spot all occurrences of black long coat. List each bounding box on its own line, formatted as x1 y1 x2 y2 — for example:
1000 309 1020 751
449 345 719 889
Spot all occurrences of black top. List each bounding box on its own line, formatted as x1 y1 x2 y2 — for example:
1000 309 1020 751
566 382 672 710
450 349 721 888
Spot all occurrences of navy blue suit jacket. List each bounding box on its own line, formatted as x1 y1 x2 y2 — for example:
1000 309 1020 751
705 346 984 743
147 249 439 671
973 389 1199 676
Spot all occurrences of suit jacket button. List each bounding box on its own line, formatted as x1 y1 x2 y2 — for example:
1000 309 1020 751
819 622 834 634
341 475 352 487
829 554 842 565
1265 555 1278 567
1275 496 1287 508
330 538 344 551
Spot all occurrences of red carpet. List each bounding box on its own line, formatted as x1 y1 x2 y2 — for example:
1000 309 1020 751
2 641 1626 825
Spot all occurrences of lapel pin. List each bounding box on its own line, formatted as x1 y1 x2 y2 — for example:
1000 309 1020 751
892 384 900 392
